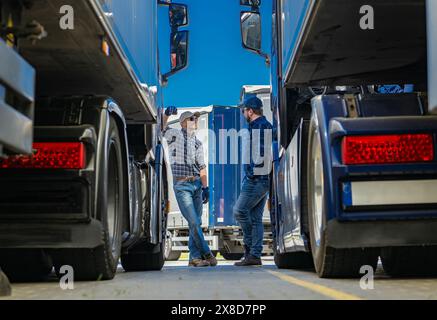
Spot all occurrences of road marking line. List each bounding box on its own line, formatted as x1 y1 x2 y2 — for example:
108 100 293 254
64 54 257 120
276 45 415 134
265 270 363 300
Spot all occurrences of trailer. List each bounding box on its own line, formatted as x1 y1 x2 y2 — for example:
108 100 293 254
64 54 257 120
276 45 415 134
240 0 437 277
0 0 189 281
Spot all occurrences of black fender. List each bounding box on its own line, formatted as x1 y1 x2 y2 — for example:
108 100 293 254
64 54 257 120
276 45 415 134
145 143 168 245
93 99 130 231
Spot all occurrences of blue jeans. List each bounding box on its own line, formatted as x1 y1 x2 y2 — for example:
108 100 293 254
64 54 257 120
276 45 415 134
233 176 269 258
173 178 211 260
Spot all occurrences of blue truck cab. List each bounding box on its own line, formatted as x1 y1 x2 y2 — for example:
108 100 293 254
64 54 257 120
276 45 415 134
0 0 189 282
240 0 437 277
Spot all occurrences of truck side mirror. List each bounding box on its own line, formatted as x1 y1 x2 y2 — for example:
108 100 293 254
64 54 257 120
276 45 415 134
159 1 190 85
240 11 261 52
240 0 261 7
240 11 270 66
170 30 188 72
169 4 188 28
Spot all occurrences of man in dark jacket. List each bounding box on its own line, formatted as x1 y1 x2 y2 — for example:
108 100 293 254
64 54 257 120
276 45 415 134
234 97 273 266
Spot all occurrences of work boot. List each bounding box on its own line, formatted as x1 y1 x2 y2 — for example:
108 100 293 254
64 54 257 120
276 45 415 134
204 253 218 267
188 259 210 267
234 254 262 266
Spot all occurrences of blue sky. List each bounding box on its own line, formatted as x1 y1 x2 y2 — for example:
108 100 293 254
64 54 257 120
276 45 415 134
158 0 272 108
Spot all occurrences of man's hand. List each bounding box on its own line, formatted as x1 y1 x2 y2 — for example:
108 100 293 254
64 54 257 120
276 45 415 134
162 107 178 129
165 106 178 116
202 187 209 204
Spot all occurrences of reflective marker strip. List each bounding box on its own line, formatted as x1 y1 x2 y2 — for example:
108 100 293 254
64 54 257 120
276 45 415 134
349 180 437 207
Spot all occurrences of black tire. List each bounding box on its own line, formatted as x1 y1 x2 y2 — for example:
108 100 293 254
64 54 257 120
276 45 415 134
381 246 437 277
0 249 52 282
121 240 165 271
307 112 379 278
0 267 11 296
52 116 124 281
274 250 314 269
121 165 167 271
220 251 244 261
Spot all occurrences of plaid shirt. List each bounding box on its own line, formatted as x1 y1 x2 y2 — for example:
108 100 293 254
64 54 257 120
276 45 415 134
163 127 206 180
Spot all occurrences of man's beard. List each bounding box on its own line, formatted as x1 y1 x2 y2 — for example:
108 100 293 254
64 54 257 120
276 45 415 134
187 127 196 135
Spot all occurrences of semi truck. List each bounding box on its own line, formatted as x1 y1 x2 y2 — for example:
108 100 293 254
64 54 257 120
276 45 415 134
0 0 189 281
240 0 437 277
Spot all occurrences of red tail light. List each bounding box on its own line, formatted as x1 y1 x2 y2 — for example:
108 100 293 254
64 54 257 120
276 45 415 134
0 142 86 169
342 134 434 165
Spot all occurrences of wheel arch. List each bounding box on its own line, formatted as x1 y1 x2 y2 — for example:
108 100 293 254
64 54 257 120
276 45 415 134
310 95 347 222
99 99 131 233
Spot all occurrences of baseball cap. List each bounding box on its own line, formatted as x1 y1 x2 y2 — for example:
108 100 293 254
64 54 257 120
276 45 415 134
179 111 201 123
239 96 263 110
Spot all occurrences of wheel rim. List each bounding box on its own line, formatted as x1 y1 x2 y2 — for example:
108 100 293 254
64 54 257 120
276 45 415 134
164 231 172 259
310 124 324 248
107 141 120 260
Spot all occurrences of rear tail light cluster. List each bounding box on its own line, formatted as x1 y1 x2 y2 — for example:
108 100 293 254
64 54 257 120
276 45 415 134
0 142 86 169
342 134 434 165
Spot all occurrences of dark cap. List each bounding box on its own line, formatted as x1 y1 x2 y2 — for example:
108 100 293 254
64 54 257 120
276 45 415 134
239 96 263 110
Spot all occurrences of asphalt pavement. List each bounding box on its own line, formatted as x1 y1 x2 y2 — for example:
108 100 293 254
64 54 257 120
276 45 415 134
2 257 437 300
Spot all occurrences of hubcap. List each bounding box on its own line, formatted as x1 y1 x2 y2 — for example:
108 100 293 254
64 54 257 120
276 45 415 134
164 231 172 258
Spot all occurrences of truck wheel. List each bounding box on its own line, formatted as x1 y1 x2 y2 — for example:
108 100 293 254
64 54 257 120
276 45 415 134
121 219 166 271
164 231 182 261
307 113 378 278
274 250 314 269
0 249 52 282
121 171 167 271
121 239 165 271
381 246 437 277
0 267 11 296
52 116 124 281
220 251 244 261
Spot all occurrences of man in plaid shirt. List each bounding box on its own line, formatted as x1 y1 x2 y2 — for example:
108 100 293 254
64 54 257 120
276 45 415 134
162 107 217 267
